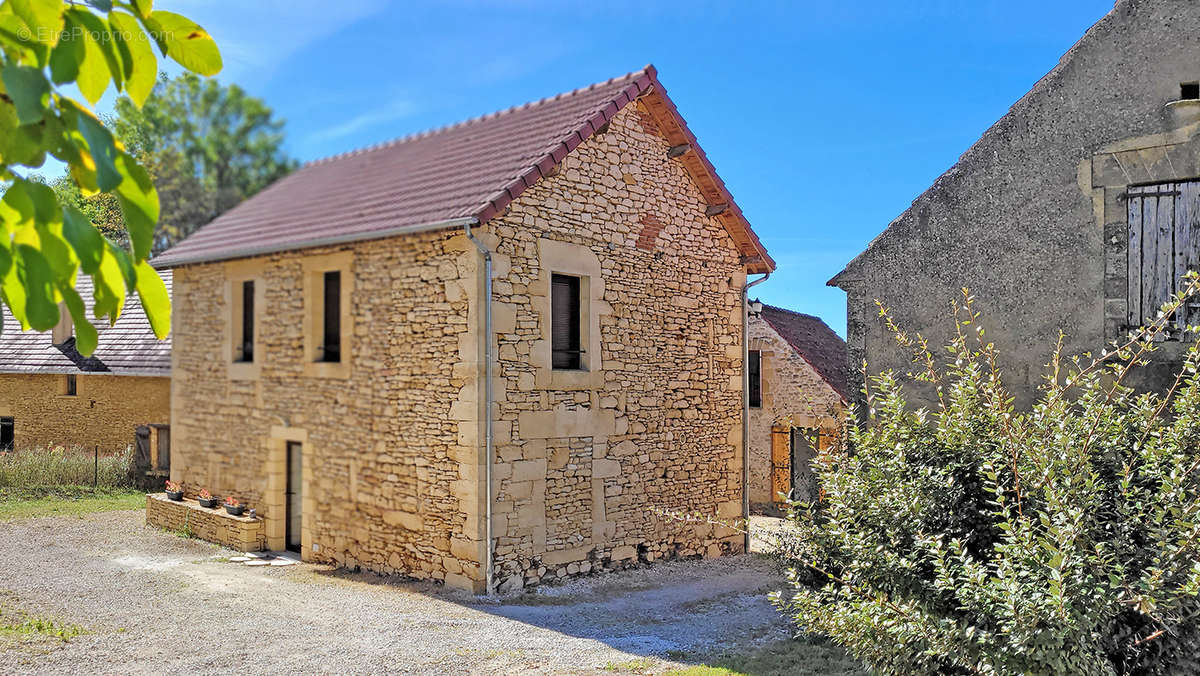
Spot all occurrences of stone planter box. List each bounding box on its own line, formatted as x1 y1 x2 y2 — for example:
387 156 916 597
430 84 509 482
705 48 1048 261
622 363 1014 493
145 493 266 552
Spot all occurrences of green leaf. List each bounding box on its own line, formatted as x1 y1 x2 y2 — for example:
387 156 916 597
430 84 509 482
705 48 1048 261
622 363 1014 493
90 244 126 321
130 0 152 19
59 285 97 355
11 0 63 47
64 11 109 104
85 0 113 11
48 12 84 84
70 103 122 192
1 262 30 330
114 152 157 260
109 12 155 107
0 180 36 230
134 260 169 338
13 244 59 331
0 102 44 166
70 10 123 93
1 63 49 124
62 205 104 275
144 11 221 76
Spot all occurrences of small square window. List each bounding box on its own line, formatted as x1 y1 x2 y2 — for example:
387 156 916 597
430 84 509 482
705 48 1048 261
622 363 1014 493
1182 82 1199 100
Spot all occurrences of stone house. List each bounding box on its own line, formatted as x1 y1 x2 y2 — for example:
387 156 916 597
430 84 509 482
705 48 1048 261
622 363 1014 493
0 274 171 452
747 304 846 512
830 0 1200 406
151 66 774 593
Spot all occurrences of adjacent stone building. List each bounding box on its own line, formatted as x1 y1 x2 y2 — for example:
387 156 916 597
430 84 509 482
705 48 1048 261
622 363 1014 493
151 66 775 593
747 304 846 512
0 274 172 452
830 0 1200 407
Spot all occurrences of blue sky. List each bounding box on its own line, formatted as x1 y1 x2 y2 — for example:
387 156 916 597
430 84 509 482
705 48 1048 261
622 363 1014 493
155 0 1113 335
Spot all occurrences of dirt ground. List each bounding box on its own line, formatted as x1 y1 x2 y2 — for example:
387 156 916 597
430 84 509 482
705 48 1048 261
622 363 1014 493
0 509 848 675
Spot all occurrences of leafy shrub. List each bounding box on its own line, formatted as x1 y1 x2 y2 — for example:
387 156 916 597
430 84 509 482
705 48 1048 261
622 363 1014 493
0 445 133 490
775 284 1200 675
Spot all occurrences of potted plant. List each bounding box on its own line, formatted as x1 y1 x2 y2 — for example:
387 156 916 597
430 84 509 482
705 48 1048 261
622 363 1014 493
165 480 183 501
224 496 245 516
197 489 218 508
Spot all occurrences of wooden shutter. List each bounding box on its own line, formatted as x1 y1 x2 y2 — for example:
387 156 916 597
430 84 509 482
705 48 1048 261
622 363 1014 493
1128 181 1200 330
748 350 762 408
551 274 581 369
241 280 255 362
322 271 341 362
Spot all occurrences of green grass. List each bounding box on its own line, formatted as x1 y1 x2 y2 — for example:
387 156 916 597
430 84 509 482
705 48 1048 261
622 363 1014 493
0 486 144 521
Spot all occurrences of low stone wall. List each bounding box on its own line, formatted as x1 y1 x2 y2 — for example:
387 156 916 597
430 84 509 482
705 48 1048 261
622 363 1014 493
145 494 266 552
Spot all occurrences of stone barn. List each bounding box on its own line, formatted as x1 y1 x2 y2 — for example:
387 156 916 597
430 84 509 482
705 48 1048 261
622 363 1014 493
150 66 774 593
746 304 847 512
0 273 171 453
830 0 1200 406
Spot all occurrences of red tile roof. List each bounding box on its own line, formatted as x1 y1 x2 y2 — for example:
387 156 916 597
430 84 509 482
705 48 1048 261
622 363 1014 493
0 272 172 377
759 304 849 402
153 66 773 273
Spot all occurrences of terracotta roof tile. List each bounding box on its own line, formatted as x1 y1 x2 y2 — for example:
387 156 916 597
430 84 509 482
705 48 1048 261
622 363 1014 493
759 304 849 401
0 272 172 377
153 66 773 272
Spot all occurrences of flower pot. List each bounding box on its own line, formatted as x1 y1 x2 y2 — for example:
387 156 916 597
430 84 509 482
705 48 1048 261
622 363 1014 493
166 490 183 502
225 504 245 516
198 497 217 508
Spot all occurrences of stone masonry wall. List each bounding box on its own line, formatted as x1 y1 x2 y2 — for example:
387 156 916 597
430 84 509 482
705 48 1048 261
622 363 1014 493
0 373 169 452
146 493 267 552
169 230 480 588
746 316 842 509
483 101 749 590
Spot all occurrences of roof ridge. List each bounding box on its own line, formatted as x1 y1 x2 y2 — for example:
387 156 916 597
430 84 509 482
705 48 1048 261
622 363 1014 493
304 66 652 169
759 302 823 321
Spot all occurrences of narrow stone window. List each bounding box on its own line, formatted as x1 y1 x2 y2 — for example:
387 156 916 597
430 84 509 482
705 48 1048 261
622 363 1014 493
0 417 13 451
63 374 77 397
321 270 341 363
748 350 762 408
1182 82 1200 100
235 280 255 363
551 273 582 370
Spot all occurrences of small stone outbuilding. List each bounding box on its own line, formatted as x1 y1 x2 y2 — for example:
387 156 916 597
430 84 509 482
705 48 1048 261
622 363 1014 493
151 66 774 593
0 274 171 453
747 304 847 512
830 0 1200 407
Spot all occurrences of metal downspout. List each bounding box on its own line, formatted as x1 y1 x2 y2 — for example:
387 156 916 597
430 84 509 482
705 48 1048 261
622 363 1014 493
465 222 494 594
742 272 770 553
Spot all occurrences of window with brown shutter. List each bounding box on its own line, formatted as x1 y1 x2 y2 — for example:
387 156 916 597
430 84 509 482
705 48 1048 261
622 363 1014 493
322 270 341 362
1127 180 1200 334
748 350 762 408
551 273 582 370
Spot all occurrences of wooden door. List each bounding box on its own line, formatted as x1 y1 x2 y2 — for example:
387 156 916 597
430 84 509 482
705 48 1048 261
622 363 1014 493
286 441 302 552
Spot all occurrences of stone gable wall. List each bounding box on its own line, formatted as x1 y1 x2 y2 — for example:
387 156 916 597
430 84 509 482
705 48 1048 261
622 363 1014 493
482 102 748 590
0 373 169 452
746 316 843 509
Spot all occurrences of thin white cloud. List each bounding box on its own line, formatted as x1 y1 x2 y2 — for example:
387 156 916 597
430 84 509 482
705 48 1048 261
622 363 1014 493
164 0 388 84
307 98 418 144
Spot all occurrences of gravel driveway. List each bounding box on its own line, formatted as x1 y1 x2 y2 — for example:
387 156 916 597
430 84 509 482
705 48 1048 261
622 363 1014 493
0 509 796 674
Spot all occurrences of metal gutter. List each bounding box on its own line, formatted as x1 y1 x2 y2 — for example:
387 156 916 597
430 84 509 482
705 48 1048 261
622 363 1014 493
741 272 770 553
464 220 495 595
151 217 481 269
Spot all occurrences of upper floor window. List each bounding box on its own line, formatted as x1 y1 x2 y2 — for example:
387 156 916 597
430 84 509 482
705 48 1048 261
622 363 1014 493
1127 180 1200 335
321 270 341 363
551 273 582 370
748 350 762 408
234 280 255 363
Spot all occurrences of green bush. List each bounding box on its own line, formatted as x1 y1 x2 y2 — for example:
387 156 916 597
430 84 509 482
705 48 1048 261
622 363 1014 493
0 445 133 490
776 285 1200 675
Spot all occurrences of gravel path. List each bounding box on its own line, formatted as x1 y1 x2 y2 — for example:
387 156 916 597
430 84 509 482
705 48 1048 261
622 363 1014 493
0 510 794 674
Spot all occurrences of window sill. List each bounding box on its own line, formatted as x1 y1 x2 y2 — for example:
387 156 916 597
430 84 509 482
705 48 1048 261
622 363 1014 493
304 361 350 379
228 361 262 381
